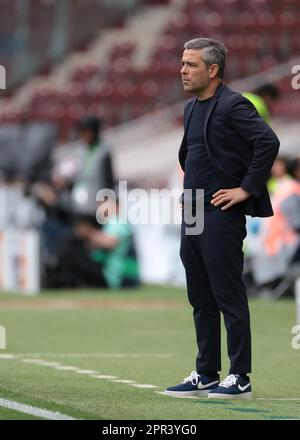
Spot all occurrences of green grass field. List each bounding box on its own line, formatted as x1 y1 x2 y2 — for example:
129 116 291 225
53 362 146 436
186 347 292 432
0 286 299 420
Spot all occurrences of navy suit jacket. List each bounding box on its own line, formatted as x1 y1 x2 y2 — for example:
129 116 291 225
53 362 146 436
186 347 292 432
179 83 280 217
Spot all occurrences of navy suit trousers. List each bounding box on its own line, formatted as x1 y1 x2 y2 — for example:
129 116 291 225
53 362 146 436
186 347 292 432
180 206 252 374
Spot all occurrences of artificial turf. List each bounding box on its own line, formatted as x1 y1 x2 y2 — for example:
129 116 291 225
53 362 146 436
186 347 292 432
0 286 299 420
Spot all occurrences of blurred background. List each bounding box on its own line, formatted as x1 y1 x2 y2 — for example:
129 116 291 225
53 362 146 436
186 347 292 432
0 0 300 296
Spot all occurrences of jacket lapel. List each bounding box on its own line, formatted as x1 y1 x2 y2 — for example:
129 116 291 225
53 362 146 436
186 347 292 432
178 98 197 171
203 82 225 137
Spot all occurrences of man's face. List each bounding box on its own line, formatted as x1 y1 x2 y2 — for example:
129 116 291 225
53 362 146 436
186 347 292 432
181 49 216 95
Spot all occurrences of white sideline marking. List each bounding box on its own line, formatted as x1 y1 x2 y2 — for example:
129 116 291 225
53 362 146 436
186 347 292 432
53 366 80 371
2 353 161 395
22 359 51 365
22 359 60 367
91 375 118 379
9 352 173 359
0 397 76 420
111 380 136 384
156 393 300 401
76 370 99 375
0 354 16 359
156 391 198 399
36 361 61 367
130 384 158 389
3 353 300 403
257 398 300 401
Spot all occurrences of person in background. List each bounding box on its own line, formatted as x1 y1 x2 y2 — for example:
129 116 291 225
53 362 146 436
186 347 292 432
287 157 300 183
71 116 114 218
34 116 115 284
244 155 290 292
49 197 140 289
251 157 300 292
242 84 280 289
268 155 290 195
243 83 280 124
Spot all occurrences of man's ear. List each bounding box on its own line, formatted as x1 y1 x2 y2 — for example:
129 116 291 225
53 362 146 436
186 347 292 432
209 64 219 79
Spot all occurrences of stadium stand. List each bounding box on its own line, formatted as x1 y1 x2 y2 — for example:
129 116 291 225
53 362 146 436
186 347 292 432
0 0 299 294
0 0 136 88
1 0 299 138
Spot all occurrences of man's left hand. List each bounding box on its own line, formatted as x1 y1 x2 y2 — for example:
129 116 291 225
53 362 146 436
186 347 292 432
211 187 250 210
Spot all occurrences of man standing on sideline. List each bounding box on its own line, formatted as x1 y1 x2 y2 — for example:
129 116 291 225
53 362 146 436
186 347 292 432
165 38 279 399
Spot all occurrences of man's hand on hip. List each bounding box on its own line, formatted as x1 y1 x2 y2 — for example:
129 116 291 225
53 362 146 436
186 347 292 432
211 187 250 210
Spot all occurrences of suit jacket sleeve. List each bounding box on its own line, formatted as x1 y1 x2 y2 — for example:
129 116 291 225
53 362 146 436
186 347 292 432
226 94 280 197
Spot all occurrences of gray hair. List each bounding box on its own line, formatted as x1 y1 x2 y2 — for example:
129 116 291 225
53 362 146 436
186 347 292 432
184 38 228 79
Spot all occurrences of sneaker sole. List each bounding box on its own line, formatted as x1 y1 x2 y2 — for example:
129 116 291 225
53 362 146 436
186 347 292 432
164 389 211 398
208 391 252 400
